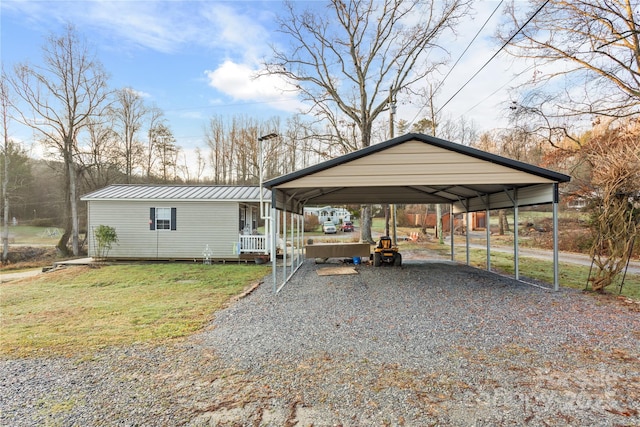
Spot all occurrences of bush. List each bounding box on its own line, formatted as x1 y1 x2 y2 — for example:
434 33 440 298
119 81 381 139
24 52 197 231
93 225 118 259
304 215 320 232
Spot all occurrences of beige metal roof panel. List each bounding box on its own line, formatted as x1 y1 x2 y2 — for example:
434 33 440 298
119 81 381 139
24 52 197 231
266 133 570 213
276 172 552 187
276 140 555 185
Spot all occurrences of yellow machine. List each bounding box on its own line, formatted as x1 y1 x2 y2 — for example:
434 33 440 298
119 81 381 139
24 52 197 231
373 236 402 267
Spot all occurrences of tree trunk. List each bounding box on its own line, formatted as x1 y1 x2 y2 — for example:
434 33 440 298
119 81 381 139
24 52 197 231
360 205 375 244
436 204 443 244
421 205 430 235
57 148 73 256
69 159 79 255
57 224 71 256
2 151 8 262
498 209 509 235
384 204 390 236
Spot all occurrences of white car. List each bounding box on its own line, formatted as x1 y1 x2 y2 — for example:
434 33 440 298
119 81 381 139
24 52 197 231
323 221 337 234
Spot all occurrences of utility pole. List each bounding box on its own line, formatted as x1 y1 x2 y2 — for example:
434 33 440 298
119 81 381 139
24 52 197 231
428 88 444 245
389 88 397 245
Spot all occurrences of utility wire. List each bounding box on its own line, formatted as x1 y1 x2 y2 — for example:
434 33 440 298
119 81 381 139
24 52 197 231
436 0 550 116
457 63 536 118
433 1 504 99
408 1 504 127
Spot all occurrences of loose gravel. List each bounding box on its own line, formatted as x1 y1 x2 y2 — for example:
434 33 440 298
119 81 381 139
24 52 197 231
2 260 639 426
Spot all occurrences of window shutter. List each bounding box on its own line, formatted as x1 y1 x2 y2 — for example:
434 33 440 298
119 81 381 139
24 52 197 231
170 208 177 230
150 208 155 230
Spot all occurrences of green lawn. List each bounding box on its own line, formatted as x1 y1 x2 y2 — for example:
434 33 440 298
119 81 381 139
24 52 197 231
424 242 640 300
0 263 270 358
1 225 65 245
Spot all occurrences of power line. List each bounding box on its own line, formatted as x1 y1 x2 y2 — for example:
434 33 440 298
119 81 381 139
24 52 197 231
408 1 504 127
436 0 550 116
457 63 536 118
433 1 504 98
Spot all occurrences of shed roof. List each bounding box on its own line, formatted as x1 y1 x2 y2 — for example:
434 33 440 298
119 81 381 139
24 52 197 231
81 185 270 202
265 133 571 213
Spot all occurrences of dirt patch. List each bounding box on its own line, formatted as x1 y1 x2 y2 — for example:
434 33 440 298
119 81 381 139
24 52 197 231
1 246 59 271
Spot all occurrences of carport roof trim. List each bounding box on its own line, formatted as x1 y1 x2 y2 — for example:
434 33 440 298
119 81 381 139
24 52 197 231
264 133 571 187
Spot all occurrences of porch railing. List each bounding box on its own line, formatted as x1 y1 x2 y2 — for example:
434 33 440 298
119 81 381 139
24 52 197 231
238 234 268 254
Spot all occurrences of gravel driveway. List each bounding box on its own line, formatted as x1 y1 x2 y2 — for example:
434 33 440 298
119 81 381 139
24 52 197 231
2 260 639 426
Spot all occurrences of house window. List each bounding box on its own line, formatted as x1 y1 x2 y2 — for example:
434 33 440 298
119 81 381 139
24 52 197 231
239 207 246 231
150 207 177 231
156 208 171 230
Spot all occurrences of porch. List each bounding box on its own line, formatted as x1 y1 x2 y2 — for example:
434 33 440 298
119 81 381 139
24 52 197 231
238 234 269 255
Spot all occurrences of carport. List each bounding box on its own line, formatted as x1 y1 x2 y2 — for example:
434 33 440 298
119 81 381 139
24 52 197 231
264 133 571 293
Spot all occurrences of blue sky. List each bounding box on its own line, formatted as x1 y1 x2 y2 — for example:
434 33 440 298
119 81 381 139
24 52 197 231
1 0 532 166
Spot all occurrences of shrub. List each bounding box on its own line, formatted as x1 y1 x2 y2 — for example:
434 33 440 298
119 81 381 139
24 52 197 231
93 225 118 259
304 214 320 232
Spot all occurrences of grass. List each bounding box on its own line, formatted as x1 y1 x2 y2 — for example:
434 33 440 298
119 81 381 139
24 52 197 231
376 218 639 299
423 241 640 300
0 263 270 358
0 225 66 245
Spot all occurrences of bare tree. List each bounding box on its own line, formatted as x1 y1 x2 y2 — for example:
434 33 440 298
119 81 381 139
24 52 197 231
500 0 640 136
265 0 469 242
111 87 148 182
182 147 207 183
78 117 121 190
1 70 12 261
11 25 110 255
150 122 178 182
205 116 228 184
145 107 164 178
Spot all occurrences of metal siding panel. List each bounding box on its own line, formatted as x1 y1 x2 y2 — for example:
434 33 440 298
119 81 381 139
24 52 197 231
277 173 553 187
452 184 556 213
296 148 555 181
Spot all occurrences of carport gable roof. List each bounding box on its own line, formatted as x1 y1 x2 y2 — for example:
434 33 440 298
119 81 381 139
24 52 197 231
265 133 570 213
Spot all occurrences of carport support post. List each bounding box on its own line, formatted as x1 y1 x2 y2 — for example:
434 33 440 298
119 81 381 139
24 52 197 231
271 206 277 293
283 206 288 286
514 203 519 280
450 204 454 261
466 211 470 265
299 213 304 268
553 183 559 291
486 206 491 271
290 210 295 270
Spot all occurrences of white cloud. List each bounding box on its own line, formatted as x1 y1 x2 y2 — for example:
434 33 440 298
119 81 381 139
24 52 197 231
122 87 152 98
2 0 273 56
204 61 305 113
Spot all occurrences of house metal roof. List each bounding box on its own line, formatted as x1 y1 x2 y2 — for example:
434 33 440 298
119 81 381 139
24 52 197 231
81 185 270 202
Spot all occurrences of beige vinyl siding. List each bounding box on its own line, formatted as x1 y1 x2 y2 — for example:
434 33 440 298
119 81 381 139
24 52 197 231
278 140 555 187
87 200 239 259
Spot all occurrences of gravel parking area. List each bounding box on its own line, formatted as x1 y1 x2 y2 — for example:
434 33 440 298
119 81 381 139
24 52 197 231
2 260 639 426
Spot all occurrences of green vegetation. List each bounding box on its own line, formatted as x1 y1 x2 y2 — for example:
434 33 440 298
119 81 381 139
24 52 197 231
0 263 270 357
93 225 118 259
0 225 65 245
425 242 640 300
